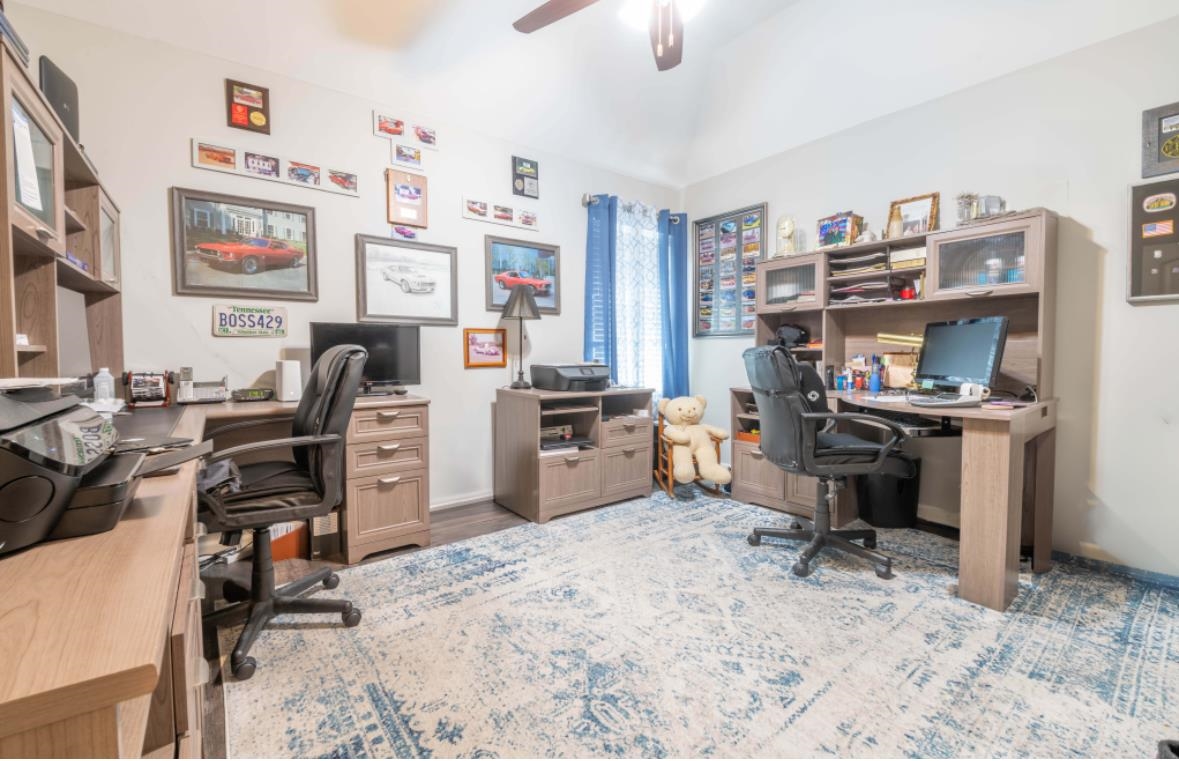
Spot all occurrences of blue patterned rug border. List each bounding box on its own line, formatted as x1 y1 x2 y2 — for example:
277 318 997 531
1051 550 1179 591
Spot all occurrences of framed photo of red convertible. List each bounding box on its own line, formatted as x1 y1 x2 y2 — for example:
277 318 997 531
484 234 560 315
463 328 507 368
170 187 318 301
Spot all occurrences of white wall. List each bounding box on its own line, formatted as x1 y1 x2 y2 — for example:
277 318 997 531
12 5 677 508
684 18 1179 576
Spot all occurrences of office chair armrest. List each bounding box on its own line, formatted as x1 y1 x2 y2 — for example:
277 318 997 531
799 411 907 475
203 416 295 442
203 433 342 464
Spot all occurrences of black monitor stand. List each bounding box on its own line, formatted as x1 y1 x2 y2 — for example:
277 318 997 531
359 382 407 397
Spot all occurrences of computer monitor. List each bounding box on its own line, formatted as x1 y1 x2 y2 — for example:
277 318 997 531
914 317 1009 390
309 322 421 392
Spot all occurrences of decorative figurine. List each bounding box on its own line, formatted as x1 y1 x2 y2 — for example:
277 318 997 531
855 223 879 244
774 215 797 257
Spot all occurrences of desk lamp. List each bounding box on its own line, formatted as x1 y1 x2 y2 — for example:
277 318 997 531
502 285 541 389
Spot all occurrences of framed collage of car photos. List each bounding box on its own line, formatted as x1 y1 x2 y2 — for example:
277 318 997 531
693 203 766 337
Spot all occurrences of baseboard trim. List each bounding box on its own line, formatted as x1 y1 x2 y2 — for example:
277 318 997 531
1051 550 1179 590
430 492 495 512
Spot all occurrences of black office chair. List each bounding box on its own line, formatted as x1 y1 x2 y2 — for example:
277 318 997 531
200 344 367 680
742 345 916 579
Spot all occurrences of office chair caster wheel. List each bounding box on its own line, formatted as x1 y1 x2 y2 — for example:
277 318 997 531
875 563 892 580
863 537 877 549
789 521 802 530
342 608 362 627
746 533 761 546
323 573 340 590
223 580 249 603
231 656 256 681
792 561 811 578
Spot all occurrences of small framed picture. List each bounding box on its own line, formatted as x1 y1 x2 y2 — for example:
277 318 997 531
485 235 560 314
225 79 270 134
355 234 456 325
816 211 863 249
463 328 507 368
373 111 405 139
1142 101 1179 178
393 144 422 168
886 193 939 238
386 169 428 228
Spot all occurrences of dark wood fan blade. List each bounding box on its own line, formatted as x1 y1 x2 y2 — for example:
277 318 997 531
649 0 684 71
513 0 601 33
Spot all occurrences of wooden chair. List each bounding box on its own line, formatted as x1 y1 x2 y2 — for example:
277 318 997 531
653 413 726 497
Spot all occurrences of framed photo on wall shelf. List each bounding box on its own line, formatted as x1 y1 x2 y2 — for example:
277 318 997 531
225 79 270 134
1142 101 1179 178
463 328 508 368
355 234 457 325
386 169 428 228
885 193 938 238
693 203 766 337
169 187 317 301
484 235 560 314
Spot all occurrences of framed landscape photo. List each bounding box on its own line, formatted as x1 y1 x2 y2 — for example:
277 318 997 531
463 328 507 368
355 233 457 325
386 169 428 228
170 187 317 301
484 235 560 314
886 193 939 238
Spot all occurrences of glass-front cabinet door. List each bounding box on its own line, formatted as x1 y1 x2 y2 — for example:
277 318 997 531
927 214 1044 299
5 64 65 254
756 254 825 312
97 190 120 288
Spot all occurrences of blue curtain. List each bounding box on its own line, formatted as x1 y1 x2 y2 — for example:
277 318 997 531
583 194 618 377
658 211 689 398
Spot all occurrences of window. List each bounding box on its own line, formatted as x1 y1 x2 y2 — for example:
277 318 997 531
614 201 663 391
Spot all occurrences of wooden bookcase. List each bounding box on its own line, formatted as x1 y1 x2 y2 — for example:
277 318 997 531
0 40 122 380
733 208 1058 521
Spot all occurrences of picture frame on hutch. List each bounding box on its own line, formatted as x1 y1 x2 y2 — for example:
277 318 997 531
355 233 457 325
693 203 766 337
169 187 318 301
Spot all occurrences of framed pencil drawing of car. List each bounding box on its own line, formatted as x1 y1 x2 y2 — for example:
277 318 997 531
484 234 560 314
355 233 457 325
170 187 318 301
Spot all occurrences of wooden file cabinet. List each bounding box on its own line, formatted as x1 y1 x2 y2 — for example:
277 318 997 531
494 387 654 523
342 396 431 563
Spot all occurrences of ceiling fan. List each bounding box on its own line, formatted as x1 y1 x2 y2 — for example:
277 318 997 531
513 0 685 71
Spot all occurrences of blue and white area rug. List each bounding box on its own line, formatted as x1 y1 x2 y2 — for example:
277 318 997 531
222 491 1178 758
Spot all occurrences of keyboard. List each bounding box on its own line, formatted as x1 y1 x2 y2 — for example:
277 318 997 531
908 393 981 408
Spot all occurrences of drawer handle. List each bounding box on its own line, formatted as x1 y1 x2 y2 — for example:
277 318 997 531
751 448 765 459
377 443 402 454
965 288 993 297
197 659 210 687
378 475 402 486
564 455 581 464
377 411 401 421
35 227 54 242
622 447 637 455
622 422 636 432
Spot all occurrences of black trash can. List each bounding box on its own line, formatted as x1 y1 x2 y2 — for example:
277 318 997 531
1159 740 1179 759
855 458 921 528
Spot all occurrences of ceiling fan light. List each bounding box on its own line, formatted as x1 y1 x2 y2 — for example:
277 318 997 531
619 0 704 31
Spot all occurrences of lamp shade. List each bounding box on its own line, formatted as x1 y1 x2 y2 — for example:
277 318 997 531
502 285 541 320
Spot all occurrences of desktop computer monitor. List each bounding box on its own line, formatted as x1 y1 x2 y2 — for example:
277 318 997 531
914 316 1008 390
309 322 421 392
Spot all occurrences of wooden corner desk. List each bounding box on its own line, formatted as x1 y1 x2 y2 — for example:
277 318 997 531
831 390 1056 611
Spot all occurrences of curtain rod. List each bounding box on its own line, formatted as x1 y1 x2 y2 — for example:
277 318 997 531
581 193 682 223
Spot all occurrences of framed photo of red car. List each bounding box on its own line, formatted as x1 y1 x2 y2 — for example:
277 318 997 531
355 233 457 325
484 235 560 315
170 187 318 301
386 169 428 228
463 328 507 368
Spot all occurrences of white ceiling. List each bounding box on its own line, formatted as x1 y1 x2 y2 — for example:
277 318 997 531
13 0 1179 188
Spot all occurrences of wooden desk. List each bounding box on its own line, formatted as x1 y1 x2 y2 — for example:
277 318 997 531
831 391 1057 611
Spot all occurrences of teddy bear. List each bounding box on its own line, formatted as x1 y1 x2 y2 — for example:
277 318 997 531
659 395 732 485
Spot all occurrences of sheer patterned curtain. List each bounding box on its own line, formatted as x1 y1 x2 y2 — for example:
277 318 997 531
613 201 663 391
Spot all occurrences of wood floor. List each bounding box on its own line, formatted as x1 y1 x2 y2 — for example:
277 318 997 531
201 499 526 758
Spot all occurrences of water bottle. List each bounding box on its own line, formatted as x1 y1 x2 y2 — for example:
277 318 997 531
93 367 115 401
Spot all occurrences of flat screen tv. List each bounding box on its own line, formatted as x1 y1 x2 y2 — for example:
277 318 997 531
309 322 421 392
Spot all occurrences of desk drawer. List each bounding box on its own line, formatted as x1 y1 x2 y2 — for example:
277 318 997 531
346 437 427 477
539 449 601 511
170 544 204 736
601 444 651 499
348 404 428 443
345 469 429 543
601 415 652 447
732 442 786 502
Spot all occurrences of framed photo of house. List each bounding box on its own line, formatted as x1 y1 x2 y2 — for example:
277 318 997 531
386 169 429 228
885 193 939 238
169 187 317 301
355 233 457 325
484 235 560 314
463 328 508 368
1142 101 1179 178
